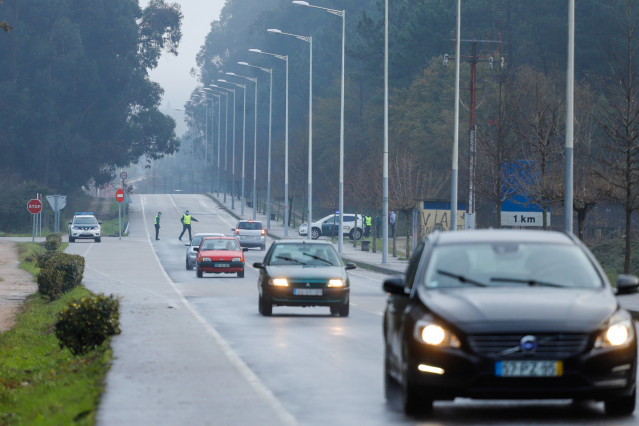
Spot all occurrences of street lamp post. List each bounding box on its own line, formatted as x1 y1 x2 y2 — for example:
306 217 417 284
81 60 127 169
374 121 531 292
220 79 247 216
213 84 236 209
292 1 345 252
238 62 273 229
203 88 226 199
228 71 259 220
208 86 231 203
249 48 289 237
268 28 313 240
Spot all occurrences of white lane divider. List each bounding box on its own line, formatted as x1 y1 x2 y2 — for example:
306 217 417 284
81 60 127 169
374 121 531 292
140 197 297 426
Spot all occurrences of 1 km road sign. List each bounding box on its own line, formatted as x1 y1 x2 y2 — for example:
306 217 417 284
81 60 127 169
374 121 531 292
115 188 125 203
27 198 42 214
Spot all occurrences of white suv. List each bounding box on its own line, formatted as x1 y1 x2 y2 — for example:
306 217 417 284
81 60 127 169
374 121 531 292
298 213 363 240
232 220 266 250
68 212 102 242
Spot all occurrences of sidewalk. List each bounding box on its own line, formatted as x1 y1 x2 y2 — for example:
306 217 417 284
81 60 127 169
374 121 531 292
207 193 409 276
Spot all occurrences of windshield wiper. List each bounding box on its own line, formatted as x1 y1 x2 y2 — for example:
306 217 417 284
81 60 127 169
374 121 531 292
302 253 333 265
490 277 566 288
275 255 305 265
437 270 487 287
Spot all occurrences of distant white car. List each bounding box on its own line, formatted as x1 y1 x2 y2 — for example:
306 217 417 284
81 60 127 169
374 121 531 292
185 232 225 270
232 220 266 250
68 212 101 243
298 213 363 240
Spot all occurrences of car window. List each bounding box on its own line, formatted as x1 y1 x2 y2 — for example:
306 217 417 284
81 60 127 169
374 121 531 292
405 241 426 291
422 242 603 289
269 244 341 266
74 217 98 225
344 215 355 222
202 239 239 251
191 236 204 246
238 222 262 230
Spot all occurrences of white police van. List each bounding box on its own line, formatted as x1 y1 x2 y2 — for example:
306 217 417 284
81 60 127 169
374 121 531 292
68 212 102 243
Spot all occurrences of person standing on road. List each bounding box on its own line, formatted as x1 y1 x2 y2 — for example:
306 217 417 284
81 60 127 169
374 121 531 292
154 212 162 240
364 214 372 238
178 210 199 241
389 210 396 237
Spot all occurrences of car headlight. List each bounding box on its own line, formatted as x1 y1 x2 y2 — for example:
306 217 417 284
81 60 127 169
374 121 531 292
232 257 241 262
328 279 345 287
413 320 461 348
202 257 211 262
271 278 289 287
595 319 634 348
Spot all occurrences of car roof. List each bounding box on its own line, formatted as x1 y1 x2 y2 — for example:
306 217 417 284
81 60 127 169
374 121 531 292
201 236 237 240
434 229 574 245
274 239 334 246
238 219 262 224
193 233 225 237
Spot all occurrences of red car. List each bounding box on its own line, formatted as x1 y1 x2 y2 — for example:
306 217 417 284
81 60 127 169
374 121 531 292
195 237 247 278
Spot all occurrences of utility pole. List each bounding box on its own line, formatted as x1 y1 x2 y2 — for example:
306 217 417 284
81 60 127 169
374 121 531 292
445 33 502 229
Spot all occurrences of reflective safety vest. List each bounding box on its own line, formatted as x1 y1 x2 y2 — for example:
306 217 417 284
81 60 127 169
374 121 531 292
155 215 161 225
365 215 372 226
182 214 192 225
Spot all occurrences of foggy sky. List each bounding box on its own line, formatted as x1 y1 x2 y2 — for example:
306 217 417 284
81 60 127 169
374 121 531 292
141 0 226 136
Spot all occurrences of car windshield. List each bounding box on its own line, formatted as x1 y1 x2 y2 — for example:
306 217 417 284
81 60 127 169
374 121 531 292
74 217 97 225
422 242 603 290
201 239 239 251
238 222 262 230
269 244 341 266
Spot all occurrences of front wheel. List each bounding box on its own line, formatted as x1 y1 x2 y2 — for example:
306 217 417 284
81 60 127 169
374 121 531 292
238 269 244 278
401 348 433 415
186 260 193 271
331 302 349 317
605 390 636 416
349 228 362 240
311 227 321 239
69 236 75 243
260 293 272 316
95 237 101 243
196 268 203 278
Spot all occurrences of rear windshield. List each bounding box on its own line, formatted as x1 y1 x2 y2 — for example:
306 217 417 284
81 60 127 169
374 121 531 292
238 222 262 230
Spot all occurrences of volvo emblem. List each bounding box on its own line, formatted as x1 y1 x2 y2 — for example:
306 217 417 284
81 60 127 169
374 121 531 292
520 335 537 353
306 283 310 287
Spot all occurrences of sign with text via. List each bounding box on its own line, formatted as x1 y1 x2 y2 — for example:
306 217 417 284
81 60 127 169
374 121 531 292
501 211 551 227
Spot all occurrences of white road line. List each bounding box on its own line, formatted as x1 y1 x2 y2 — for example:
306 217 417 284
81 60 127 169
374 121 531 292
140 197 297 426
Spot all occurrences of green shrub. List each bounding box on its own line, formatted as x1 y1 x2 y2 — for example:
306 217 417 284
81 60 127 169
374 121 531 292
43 233 62 251
55 294 121 355
37 252 85 300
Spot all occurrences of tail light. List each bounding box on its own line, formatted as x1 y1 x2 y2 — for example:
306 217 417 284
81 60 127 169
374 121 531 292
235 229 240 235
261 229 266 236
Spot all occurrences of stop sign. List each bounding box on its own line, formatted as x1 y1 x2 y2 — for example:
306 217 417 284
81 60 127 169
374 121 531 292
27 198 42 214
115 188 125 203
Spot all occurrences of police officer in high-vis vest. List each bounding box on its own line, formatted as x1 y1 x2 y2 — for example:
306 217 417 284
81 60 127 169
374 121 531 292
178 210 199 241
154 212 162 240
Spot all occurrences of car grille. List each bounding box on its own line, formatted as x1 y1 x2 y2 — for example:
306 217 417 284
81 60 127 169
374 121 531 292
467 333 589 359
289 279 327 288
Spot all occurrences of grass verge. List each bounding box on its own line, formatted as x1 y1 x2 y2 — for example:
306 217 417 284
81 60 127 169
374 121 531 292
0 243 111 425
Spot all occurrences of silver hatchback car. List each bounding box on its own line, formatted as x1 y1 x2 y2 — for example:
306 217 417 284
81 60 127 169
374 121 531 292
232 220 266 250
185 232 224 270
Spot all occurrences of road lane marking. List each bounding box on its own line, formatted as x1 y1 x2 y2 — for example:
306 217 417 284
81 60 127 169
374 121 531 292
141 197 297 426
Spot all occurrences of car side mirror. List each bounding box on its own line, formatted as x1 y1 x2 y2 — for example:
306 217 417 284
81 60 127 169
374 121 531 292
194 248 199 252
345 263 356 270
253 262 264 269
98 221 102 224
242 247 249 252
68 221 72 224
231 228 236 232
616 274 639 295
383 276 408 295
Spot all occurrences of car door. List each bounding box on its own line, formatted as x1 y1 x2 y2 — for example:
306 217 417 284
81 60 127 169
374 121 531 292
321 215 337 236
385 241 426 368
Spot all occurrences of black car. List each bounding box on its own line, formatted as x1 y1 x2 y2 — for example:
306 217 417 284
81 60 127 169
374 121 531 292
383 229 639 416
253 240 356 316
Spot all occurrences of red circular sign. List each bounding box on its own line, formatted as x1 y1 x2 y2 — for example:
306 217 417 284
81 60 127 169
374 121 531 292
115 188 125 203
27 199 42 214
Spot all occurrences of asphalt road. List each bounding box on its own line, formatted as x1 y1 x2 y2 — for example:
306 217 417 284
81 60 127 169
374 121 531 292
65 194 639 425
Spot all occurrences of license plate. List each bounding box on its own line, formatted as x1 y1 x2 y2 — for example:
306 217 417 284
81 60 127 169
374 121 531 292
293 289 323 296
242 236 258 240
214 263 230 268
495 360 563 377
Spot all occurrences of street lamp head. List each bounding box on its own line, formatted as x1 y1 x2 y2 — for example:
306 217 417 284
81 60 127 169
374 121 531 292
249 48 262 53
292 1 310 5
238 61 249 66
218 79 228 83
267 28 282 34
226 72 237 76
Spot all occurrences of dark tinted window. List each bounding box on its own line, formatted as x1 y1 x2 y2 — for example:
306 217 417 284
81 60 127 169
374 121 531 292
238 222 263 230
